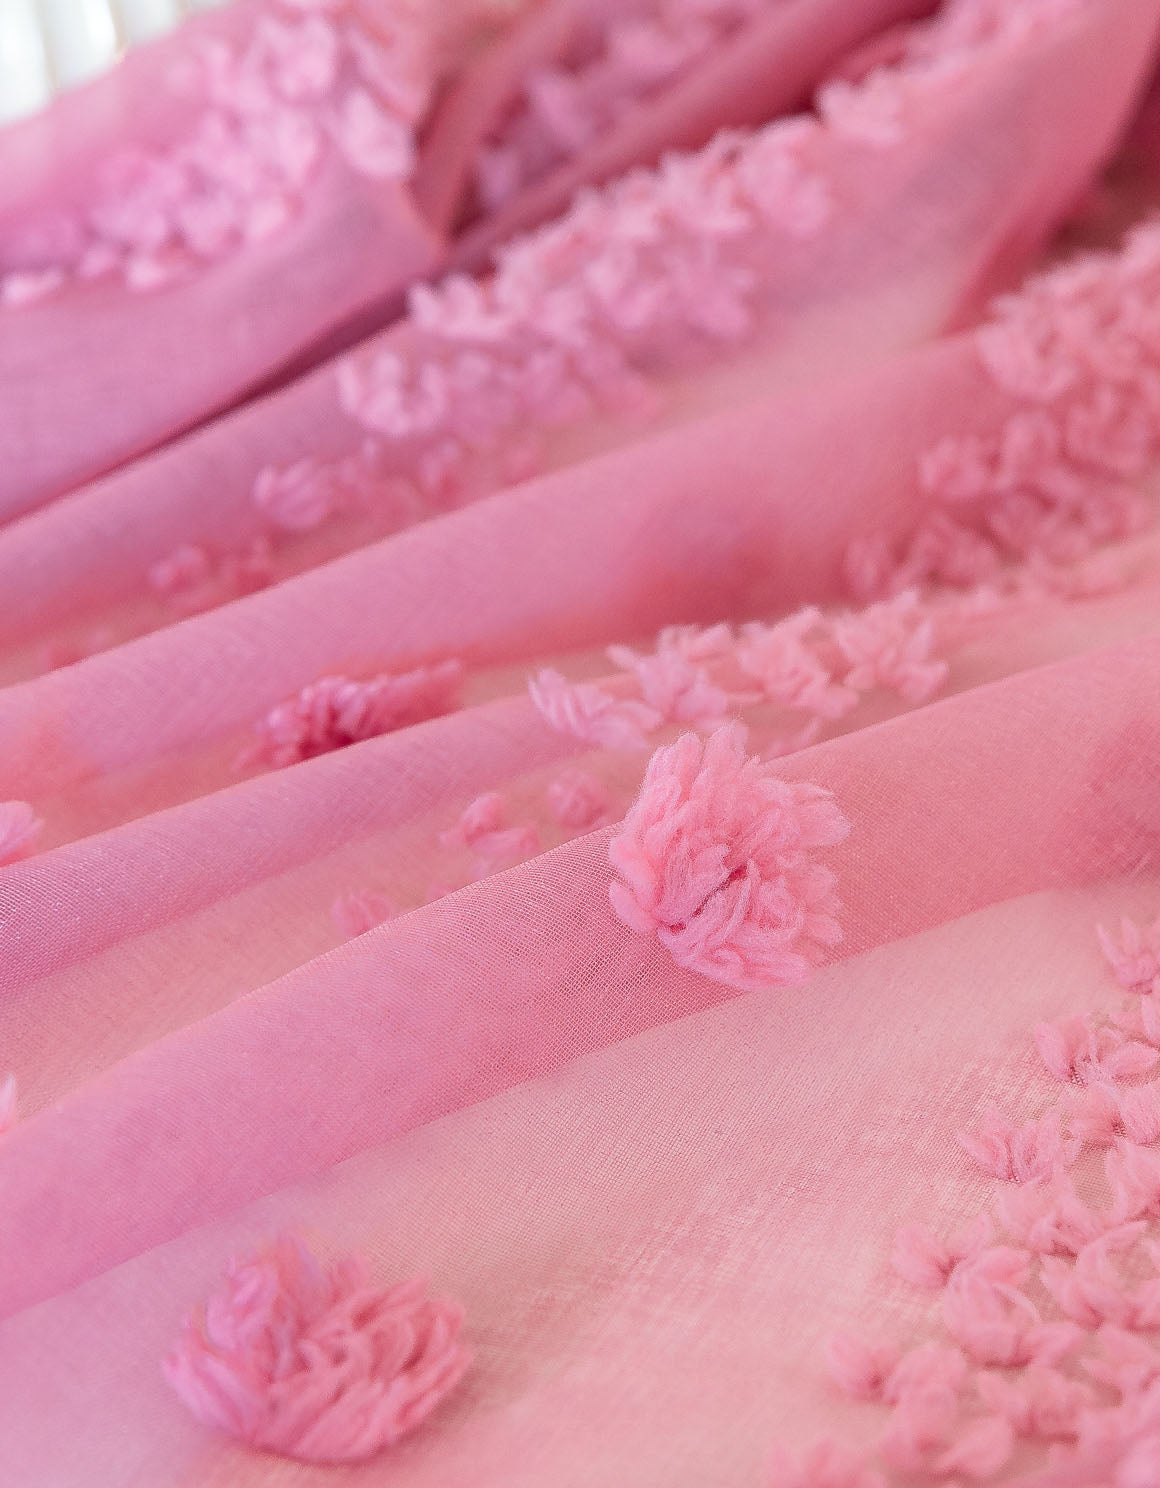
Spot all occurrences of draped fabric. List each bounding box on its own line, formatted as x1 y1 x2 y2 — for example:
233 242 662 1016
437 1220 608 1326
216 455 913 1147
6 2 1160 1484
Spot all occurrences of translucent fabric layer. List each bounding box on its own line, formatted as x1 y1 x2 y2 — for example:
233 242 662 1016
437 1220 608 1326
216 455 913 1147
8 3 1160 1486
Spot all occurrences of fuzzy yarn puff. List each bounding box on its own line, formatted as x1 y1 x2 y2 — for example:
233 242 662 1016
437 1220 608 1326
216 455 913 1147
163 1235 470 1463
608 723 850 991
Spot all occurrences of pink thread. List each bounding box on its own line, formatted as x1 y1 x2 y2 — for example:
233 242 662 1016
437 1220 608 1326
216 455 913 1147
1 0 431 306
473 0 766 213
1035 1015 1157 1085
0 1074 16 1136
469 825 541 878
878 1375 961 1476
1084 1327 1160 1397
958 1105 1081 1182
1068 1083 1160 1149
438 792 506 849
978 1365 1092 1441
873 1343 970 1474
1068 1083 1126 1148
884 1342 969 1406
607 724 849 991
774 908 1160 1483
546 769 612 831
0 801 43 865
816 74 906 148
587 598 952 761
736 611 858 722
163 1234 470 1462
856 218 1160 599
149 539 279 612
253 457 343 532
1099 917 1160 994
528 669 662 750
1119 1086 1160 1147
606 641 734 731
331 890 396 938
1039 1226 1160 1331
1129 996 1160 1050
245 660 462 768
997 1172 1105 1257
343 0 1076 505
478 0 1071 219
147 543 214 600
824 1334 901 1402
329 87 414 179
942 1267 1080 1369
830 591 949 705
891 1214 996 1290
1106 1142 1160 1224
766 1440 885 1488
935 1413 1014 1478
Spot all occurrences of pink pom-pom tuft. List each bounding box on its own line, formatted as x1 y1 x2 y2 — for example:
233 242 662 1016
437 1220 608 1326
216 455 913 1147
608 724 849 991
331 890 396 939
163 1235 470 1463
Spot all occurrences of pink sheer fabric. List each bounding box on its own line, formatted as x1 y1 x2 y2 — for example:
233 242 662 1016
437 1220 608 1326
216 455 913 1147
7 1 1160 1484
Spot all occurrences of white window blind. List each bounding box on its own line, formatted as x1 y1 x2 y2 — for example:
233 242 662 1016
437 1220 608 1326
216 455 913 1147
0 0 228 124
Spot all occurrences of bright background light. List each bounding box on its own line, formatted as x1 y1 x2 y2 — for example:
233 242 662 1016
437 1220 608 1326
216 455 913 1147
0 0 228 125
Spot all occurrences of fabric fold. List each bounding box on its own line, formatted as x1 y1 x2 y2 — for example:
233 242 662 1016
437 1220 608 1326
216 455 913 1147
1 631 1158 1320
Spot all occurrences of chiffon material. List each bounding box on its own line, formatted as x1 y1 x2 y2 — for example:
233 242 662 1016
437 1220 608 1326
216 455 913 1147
0 0 931 518
2 0 1153 678
9 3 1160 1486
0 0 446 512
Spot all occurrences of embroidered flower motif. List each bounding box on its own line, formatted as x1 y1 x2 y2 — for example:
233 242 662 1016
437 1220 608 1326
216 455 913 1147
976 1363 1093 1441
528 669 662 750
329 88 415 179
438 792 506 850
958 1105 1081 1182
575 597 951 759
468 826 541 879
0 0 433 307
147 543 215 601
1039 1226 1160 1332
769 910 1160 1483
245 660 462 768
472 0 767 212
1035 1015 1157 1086
890 1215 998 1291
331 890 396 938
817 73 907 148
997 1171 1104 1257
605 642 734 731
546 770 612 831
608 724 849 991
253 458 343 532
824 1334 902 1402
942 1266 1080 1370
857 213 1160 600
1099 916 1160 994
341 2 1053 498
0 801 43 866
830 591 949 705
736 611 858 721
163 1235 470 1462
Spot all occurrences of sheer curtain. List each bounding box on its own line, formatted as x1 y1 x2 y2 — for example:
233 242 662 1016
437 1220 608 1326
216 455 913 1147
4 3 1160 1485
